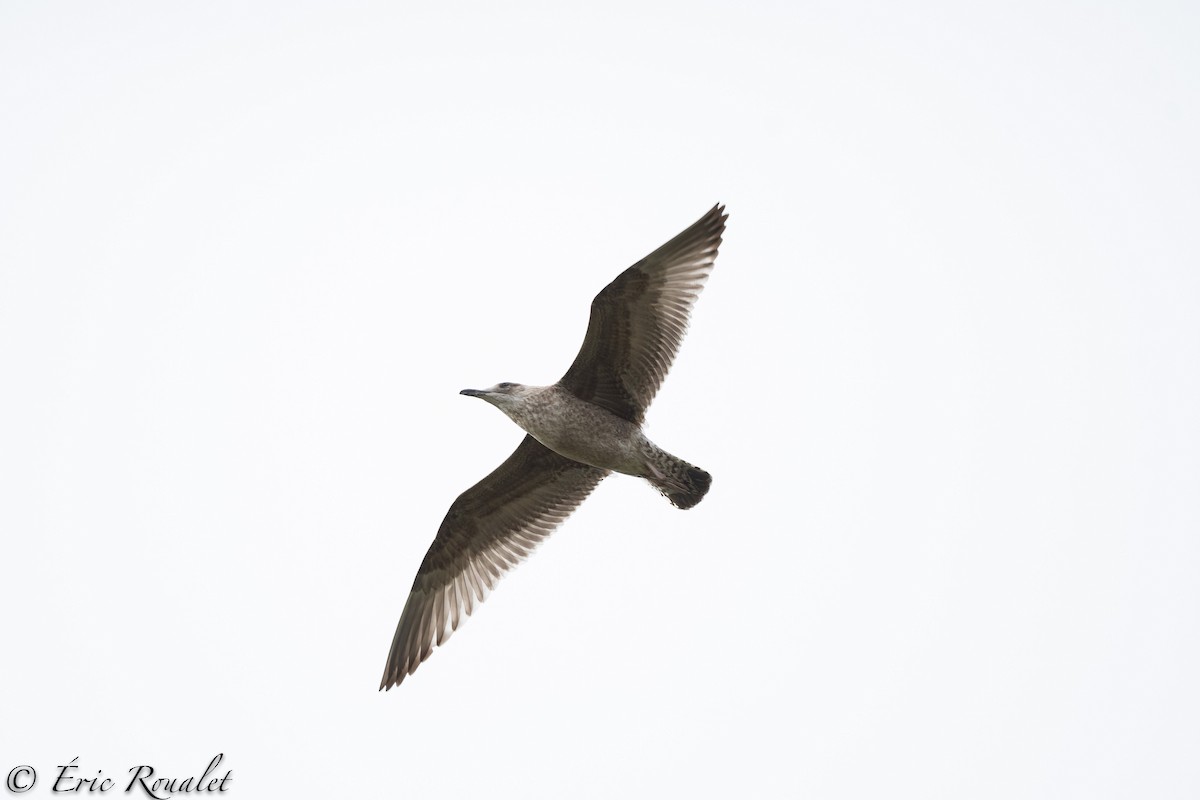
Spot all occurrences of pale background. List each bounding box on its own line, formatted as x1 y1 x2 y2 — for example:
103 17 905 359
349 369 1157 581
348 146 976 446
2 2 1198 798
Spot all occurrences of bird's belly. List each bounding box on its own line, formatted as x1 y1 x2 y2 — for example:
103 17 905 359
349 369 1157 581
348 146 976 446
521 408 645 476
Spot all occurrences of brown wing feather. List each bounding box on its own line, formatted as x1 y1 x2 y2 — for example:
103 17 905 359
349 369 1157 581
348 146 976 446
558 204 726 422
380 436 608 689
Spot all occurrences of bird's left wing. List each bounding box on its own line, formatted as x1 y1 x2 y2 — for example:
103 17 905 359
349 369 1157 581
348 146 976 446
380 435 609 689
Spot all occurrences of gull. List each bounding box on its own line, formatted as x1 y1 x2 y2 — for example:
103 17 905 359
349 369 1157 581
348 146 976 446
380 204 727 690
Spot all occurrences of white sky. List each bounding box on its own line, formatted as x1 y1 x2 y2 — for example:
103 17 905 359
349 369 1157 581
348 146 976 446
2 2 1198 797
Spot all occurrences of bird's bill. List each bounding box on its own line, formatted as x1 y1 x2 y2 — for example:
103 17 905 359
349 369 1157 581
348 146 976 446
460 388 487 397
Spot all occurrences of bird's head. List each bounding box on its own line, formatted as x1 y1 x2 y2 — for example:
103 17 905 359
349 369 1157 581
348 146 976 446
459 382 535 412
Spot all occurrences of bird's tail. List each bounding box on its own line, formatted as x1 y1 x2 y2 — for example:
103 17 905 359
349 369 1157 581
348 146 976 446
645 451 712 510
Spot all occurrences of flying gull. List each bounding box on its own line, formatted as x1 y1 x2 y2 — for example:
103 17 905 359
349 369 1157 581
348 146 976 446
380 203 727 689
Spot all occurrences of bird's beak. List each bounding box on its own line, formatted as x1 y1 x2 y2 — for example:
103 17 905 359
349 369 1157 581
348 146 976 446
460 388 486 398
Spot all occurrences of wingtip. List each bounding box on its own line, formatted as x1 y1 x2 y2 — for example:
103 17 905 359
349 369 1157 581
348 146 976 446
379 669 406 691
380 654 412 691
703 202 728 235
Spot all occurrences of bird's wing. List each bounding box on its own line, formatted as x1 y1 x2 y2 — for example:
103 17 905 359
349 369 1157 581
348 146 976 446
558 204 726 423
380 435 608 689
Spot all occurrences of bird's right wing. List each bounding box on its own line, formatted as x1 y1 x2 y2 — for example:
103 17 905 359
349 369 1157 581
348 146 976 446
380 435 608 690
558 204 726 423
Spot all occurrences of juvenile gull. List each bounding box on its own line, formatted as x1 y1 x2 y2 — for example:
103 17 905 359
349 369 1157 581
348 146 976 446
380 204 726 690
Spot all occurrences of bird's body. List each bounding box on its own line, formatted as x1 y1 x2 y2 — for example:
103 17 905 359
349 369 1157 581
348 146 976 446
464 382 712 507
481 383 645 473
380 204 727 690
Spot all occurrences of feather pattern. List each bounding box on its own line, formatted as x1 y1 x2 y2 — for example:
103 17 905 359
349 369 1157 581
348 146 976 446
380 436 608 689
558 204 726 423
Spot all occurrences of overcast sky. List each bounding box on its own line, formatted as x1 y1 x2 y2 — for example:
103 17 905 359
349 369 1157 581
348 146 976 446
2 2 1198 798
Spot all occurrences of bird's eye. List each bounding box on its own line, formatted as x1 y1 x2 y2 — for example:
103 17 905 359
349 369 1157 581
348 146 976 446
498 382 513 390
